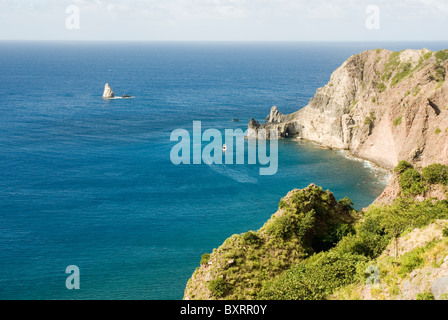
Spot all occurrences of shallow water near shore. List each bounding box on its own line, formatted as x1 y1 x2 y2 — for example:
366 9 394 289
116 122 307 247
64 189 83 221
0 41 446 299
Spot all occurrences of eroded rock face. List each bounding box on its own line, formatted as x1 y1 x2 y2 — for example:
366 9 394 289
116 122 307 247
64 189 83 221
102 83 114 99
248 48 448 170
265 106 287 123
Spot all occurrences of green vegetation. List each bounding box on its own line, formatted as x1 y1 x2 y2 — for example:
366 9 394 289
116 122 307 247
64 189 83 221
200 253 211 265
443 227 448 238
394 160 413 174
350 99 359 109
364 112 376 127
416 292 435 300
391 62 413 87
395 161 448 196
435 127 442 134
399 168 425 196
261 251 368 300
435 49 448 61
377 82 387 92
393 116 402 126
208 278 228 298
412 86 421 96
421 163 448 185
423 52 433 60
382 51 401 82
381 50 433 87
189 162 448 300
187 185 357 299
242 231 260 245
399 247 425 275
371 97 376 103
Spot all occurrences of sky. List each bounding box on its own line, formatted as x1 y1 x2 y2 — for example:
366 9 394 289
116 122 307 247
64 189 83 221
0 0 448 41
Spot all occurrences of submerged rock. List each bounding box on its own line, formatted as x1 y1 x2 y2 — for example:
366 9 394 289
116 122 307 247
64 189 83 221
102 83 114 99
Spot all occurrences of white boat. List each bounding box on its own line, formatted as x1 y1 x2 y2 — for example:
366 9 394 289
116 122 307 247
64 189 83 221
222 144 227 151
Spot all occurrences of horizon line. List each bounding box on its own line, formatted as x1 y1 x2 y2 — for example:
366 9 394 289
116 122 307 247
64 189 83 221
1 39 448 43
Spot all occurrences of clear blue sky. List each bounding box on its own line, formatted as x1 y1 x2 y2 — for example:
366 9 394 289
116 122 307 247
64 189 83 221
1 0 448 41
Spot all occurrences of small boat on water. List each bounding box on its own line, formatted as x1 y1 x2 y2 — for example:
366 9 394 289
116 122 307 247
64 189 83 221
222 144 227 152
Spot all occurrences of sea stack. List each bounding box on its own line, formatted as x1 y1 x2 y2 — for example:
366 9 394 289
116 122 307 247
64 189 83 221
102 83 114 99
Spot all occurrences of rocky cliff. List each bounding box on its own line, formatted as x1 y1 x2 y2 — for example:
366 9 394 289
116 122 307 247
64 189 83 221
248 49 448 171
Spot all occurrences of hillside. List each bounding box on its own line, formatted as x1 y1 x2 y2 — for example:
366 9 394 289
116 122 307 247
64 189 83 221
184 162 448 300
248 48 448 170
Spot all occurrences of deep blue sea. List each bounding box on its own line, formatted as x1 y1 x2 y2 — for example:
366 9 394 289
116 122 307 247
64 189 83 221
1 41 447 300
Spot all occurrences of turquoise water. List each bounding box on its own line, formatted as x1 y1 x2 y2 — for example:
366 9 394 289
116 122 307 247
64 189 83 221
0 42 446 300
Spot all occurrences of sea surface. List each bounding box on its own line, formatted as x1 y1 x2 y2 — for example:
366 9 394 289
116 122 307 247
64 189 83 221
1 41 447 300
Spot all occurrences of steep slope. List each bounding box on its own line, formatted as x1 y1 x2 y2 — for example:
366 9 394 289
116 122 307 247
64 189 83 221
183 185 356 300
248 48 448 170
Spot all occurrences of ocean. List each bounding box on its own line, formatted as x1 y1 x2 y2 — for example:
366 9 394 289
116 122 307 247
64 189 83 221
0 41 446 299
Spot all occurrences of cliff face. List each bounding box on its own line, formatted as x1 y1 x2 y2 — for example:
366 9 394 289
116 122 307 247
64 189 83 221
248 49 448 170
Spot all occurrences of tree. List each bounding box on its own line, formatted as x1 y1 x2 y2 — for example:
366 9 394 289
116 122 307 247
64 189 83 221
380 205 411 259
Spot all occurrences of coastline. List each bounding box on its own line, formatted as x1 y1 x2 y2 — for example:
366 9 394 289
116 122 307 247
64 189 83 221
296 137 392 196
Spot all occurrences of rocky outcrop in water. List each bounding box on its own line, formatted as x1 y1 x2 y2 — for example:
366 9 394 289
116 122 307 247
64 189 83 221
248 49 448 171
102 83 114 99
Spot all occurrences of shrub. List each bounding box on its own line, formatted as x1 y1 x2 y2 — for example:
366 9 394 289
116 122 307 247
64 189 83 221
260 251 368 300
394 160 413 174
399 247 425 275
382 52 401 82
416 292 435 300
393 116 403 126
200 253 211 265
443 228 448 238
377 82 387 92
399 169 425 196
338 197 354 211
422 163 448 185
435 127 442 134
435 49 448 61
208 278 228 298
278 200 289 210
242 231 261 245
313 222 355 253
364 112 376 126
391 62 413 86
336 197 448 259
265 213 297 239
335 208 391 259
423 52 433 60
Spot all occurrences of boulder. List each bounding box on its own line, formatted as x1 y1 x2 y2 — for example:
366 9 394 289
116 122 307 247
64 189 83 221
431 276 448 300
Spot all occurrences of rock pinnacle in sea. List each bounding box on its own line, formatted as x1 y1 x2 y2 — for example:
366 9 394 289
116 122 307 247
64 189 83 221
102 83 114 99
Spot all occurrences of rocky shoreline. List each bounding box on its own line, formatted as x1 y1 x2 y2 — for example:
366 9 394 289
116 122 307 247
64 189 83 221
246 48 448 172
